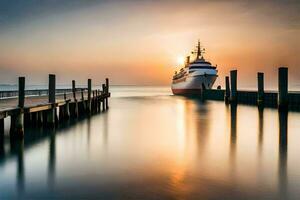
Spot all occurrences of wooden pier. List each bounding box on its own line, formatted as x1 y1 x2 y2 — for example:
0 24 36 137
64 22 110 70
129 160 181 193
0 75 110 139
202 67 300 111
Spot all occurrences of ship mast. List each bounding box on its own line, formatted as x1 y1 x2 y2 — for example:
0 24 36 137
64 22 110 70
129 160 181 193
196 40 201 59
192 40 205 60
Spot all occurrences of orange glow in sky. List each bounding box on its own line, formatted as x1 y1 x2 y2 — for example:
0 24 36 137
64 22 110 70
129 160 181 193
0 0 299 88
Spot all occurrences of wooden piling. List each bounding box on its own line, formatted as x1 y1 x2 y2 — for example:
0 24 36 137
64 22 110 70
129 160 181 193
79 88 86 114
278 67 288 110
72 80 76 100
102 84 106 111
10 77 25 138
257 72 264 105
97 90 101 112
46 74 56 127
230 70 237 103
106 78 109 93
64 100 70 119
225 76 230 103
87 79 92 113
49 74 55 104
81 89 84 101
105 78 109 109
18 77 25 108
71 80 78 117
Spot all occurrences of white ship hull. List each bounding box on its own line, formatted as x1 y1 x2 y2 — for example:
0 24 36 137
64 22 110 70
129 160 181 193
171 74 217 95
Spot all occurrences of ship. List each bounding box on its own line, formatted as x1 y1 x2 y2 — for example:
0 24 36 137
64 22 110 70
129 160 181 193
171 41 218 95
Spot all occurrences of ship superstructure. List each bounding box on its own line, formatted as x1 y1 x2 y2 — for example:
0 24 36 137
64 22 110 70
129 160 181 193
171 41 218 95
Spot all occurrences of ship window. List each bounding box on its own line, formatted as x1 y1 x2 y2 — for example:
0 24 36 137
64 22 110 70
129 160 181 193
189 66 216 70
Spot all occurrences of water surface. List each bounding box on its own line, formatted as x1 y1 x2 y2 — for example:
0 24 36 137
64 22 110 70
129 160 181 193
1 86 300 199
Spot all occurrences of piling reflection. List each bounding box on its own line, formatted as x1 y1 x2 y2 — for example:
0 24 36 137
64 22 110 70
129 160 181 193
103 112 109 148
230 104 237 162
87 117 91 148
258 106 264 157
48 129 56 190
0 135 4 157
193 99 209 155
10 139 25 195
278 110 288 199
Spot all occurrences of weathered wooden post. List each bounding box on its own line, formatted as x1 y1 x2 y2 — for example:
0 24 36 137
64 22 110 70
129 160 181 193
102 84 106 111
46 74 56 127
72 80 76 100
71 80 78 118
10 77 25 138
257 72 264 106
81 88 84 101
105 78 109 109
59 105 64 121
95 90 98 112
65 100 70 119
87 79 92 113
278 67 288 110
97 89 101 112
225 76 230 103
93 90 97 112
79 88 86 114
230 70 237 103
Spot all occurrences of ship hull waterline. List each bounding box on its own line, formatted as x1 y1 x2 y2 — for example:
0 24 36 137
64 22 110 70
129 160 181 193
171 74 217 95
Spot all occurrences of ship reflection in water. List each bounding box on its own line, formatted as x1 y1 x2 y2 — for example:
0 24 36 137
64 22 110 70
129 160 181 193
0 87 300 199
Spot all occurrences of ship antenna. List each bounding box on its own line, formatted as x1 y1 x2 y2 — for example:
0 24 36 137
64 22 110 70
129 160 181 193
197 40 201 59
191 40 205 60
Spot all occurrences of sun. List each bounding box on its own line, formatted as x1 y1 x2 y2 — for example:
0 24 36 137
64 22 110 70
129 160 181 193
177 56 185 66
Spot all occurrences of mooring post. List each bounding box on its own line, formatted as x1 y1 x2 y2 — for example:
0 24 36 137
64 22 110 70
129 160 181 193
225 76 230 103
87 79 92 113
71 80 78 118
230 70 237 103
81 88 84 101
96 90 99 112
79 88 86 114
65 100 70 119
97 89 101 112
72 80 76 101
102 84 106 111
105 78 109 109
10 77 25 138
278 67 288 110
47 74 56 127
257 72 264 106
92 90 96 112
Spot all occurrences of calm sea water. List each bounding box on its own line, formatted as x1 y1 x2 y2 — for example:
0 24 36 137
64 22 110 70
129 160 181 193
1 86 300 199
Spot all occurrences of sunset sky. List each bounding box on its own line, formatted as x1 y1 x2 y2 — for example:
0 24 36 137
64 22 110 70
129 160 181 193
0 0 299 88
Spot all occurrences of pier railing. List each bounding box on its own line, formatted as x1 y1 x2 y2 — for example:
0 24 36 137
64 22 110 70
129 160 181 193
0 88 88 99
